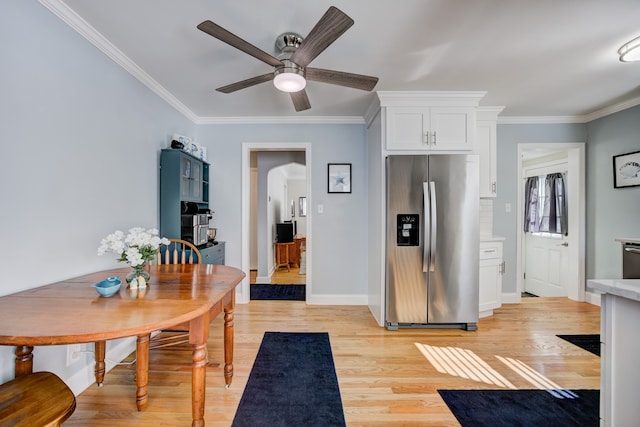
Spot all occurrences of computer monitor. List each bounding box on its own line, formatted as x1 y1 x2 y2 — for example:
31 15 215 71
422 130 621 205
276 222 294 243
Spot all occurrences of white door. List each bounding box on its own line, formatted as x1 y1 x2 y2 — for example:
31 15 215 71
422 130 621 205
524 233 569 296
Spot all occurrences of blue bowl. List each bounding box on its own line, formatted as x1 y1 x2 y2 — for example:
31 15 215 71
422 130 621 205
92 276 122 297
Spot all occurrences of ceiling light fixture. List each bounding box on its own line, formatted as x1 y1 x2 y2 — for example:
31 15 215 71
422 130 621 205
618 36 640 62
273 61 306 92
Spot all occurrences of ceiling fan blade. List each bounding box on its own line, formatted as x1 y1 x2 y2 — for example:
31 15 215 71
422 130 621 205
306 68 379 91
197 20 283 67
289 6 354 68
290 90 311 112
216 73 274 94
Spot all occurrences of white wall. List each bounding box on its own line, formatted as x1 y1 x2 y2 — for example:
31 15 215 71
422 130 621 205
288 178 307 236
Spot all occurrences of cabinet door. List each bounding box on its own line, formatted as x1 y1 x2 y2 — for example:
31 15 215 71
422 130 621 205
477 120 497 197
190 161 202 200
479 242 503 315
180 157 192 199
479 259 500 313
429 107 475 151
179 155 203 201
386 107 430 150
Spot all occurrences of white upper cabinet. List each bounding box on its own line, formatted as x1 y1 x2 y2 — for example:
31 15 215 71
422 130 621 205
386 106 475 151
476 107 504 198
371 91 486 153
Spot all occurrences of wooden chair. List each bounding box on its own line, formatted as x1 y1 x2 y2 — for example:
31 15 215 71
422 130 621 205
149 238 202 350
151 238 202 266
0 371 76 426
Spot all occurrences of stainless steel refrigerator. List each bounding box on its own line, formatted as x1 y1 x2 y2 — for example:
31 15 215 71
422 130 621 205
386 154 479 331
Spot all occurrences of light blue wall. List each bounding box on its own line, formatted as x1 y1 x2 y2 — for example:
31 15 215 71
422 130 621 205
195 124 369 296
586 105 640 278
0 1 194 382
495 112 640 293
494 124 586 293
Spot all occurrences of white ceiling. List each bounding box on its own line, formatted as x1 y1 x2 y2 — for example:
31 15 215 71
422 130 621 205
43 0 640 122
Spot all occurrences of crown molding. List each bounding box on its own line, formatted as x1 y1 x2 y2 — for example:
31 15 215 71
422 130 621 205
193 116 365 125
498 95 640 124
36 0 640 127
39 0 199 122
497 116 585 124
581 95 640 122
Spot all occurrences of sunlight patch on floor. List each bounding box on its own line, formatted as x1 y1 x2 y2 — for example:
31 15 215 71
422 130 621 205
495 356 579 399
415 343 580 398
415 343 516 388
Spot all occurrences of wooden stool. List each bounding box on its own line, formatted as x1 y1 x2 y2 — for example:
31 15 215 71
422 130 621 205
0 371 76 426
275 242 294 272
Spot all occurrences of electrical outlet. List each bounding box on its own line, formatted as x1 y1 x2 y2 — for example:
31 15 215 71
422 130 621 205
66 344 83 366
317 204 324 214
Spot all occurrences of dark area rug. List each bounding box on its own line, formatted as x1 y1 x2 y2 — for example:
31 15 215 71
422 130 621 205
250 284 305 301
232 332 346 427
438 389 599 427
557 334 601 356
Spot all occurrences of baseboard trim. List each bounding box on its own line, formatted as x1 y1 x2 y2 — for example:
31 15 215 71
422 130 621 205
65 337 137 396
501 292 520 304
585 291 601 306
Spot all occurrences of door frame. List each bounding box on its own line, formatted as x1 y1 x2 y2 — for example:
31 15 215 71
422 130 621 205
240 142 312 304
516 143 585 302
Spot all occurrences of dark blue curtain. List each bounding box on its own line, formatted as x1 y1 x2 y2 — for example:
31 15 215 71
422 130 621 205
524 173 567 235
524 177 539 232
540 173 567 235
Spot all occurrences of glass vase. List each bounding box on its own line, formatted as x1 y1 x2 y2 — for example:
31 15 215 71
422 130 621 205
125 265 150 289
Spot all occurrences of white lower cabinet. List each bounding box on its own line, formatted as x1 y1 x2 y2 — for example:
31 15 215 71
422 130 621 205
479 241 504 317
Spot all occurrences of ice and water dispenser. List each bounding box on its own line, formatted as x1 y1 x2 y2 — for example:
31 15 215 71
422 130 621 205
397 214 419 246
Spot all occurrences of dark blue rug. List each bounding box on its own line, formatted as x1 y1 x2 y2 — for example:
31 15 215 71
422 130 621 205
231 332 345 427
250 284 305 301
438 389 599 426
557 334 601 356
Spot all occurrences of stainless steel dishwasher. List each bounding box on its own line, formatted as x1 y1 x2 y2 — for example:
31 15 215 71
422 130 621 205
623 242 640 279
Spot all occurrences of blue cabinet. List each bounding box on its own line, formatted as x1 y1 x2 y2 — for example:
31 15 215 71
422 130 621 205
201 242 225 265
160 149 224 264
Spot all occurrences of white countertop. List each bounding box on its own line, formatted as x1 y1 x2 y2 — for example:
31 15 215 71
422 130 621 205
615 238 640 244
587 279 640 302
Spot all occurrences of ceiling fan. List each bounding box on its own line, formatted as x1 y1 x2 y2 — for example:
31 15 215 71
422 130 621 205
197 6 379 112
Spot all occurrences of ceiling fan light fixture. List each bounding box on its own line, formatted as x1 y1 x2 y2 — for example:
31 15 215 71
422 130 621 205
274 61 306 92
618 36 640 62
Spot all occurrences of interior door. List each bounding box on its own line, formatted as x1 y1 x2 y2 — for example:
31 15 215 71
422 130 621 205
524 233 569 296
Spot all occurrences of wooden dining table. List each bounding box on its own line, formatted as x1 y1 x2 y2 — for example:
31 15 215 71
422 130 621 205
0 263 245 427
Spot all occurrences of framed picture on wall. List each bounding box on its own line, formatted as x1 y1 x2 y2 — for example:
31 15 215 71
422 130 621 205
328 163 352 193
613 150 640 188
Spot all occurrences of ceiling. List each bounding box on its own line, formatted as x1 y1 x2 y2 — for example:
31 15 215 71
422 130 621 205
43 0 640 122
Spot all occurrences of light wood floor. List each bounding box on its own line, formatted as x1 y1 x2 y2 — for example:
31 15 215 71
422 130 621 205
65 298 600 426
249 267 306 285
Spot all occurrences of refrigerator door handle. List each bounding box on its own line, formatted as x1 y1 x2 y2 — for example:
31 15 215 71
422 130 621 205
423 182 430 273
429 181 437 271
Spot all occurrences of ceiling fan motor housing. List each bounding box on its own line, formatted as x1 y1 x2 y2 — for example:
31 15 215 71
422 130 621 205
275 32 304 56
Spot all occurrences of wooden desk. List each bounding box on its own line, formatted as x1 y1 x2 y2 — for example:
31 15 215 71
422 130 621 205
275 242 294 271
0 264 244 427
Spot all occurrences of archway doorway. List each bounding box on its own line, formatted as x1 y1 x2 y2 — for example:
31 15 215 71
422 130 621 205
240 143 311 304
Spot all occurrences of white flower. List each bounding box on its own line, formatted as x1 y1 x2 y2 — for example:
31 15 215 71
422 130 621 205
98 227 169 267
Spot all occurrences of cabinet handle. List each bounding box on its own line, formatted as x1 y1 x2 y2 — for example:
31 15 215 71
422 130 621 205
423 132 429 145
492 182 496 194
432 131 436 145
499 261 506 274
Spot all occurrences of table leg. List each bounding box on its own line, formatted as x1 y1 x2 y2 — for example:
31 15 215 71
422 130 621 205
190 315 208 427
136 334 150 411
14 346 33 377
224 294 235 388
94 341 106 387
